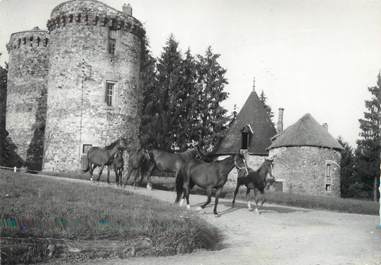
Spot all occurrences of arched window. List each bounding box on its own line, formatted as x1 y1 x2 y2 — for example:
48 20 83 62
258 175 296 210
241 124 253 150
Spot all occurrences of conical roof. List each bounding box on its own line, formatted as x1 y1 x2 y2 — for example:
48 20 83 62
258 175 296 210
214 91 277 155
268 113 343 151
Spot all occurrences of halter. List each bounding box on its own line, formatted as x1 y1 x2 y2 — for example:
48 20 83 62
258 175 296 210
234 155 249 176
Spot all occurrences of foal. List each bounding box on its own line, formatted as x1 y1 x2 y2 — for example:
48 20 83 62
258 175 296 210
231 159 275 214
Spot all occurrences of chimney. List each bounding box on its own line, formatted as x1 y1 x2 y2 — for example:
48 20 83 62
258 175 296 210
252 77 256 92
322 123 328 131
277 108 284 133
122 3 132 16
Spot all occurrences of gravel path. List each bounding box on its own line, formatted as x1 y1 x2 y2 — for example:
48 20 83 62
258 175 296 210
36 174 381 265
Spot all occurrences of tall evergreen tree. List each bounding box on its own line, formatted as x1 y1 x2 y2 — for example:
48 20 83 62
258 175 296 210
259 90 274 126
194 46 229 151
354 73 381 201
139 37 158 148
337 137 357 198
152 35 183 150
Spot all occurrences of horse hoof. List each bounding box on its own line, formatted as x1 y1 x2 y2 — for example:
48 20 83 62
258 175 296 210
146 184 152 191
196 206 203 211
255 209 260 215
179 199 185 207
186 205 191 210
214 213 221 218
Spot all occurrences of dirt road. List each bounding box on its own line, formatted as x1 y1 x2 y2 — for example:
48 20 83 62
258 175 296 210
36 175 381 265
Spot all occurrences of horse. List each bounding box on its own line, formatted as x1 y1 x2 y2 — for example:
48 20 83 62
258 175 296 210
123 148 150 187
178 153 246 216
231 159 275 214
83 138 127 182
110 150 124 186
144 148 201 190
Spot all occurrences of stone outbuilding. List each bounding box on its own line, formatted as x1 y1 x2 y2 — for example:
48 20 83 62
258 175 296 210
268 113 343 197
214 88 277 186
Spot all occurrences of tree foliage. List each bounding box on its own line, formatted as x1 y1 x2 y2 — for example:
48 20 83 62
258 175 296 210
139 37 230 152
353 73 381 200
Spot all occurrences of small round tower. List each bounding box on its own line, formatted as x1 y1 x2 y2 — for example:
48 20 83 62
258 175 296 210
6 27 49 170
43 0 145 172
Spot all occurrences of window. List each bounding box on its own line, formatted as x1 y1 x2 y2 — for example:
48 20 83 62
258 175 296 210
105 82 114 106
82 144 92 154
241 132 249 149
325 163 332 192
108 37 116 55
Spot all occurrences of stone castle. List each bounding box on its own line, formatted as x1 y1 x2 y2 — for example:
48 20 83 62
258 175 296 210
5 0 145 172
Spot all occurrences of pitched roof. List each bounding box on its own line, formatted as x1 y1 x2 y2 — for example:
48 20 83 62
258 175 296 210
214 91 277 155
268 113 343 151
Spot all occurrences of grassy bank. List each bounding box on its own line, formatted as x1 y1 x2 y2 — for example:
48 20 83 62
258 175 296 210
0 170 222 264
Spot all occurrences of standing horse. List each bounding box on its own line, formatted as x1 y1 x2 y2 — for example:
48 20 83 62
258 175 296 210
178 154 246 216
83 138 127 182
124 148 150 187
231 159 275 214
144 148 200 190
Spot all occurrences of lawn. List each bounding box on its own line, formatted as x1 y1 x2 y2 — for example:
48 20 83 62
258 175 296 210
0 170 222 264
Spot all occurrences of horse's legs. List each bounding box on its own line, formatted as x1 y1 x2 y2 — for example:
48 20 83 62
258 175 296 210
175 173 183 204
106 166 110 184
97 165 104 182
113 165 118 185
246 187 253 211
201 188 212 209
89 164 95 181
124 167 133 186
182 180 191 209
253 189 260 214
213 187 223 216
145 164 155 190
232 181 241 207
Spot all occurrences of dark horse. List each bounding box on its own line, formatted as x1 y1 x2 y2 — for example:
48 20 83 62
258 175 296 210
83 138 127 182
178 153 246 216
124 148 150 187
144 148 201 190
232 159 275 214
110 150 124 186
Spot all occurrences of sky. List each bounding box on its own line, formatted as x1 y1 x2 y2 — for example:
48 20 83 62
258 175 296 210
1 0 381 147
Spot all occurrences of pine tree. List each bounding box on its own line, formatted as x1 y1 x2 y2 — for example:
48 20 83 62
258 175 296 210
139 37 158 148
194 46 229 152
337 137 357 198
354 73 381 201
152 35 183 150
259 90 274 126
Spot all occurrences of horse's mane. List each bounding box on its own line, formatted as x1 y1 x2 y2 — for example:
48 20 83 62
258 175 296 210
104 139 120 150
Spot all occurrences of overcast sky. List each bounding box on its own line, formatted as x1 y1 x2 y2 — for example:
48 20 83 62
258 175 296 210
1 0 381 147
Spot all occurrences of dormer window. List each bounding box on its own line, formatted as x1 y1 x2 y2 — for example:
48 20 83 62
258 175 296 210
241 124 254 150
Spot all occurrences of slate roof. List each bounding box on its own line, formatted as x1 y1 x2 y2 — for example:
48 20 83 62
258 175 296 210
268 113 343 151
214 91 277 155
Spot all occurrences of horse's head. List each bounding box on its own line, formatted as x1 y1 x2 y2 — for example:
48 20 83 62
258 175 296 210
141 148 151 161
234 153 248 175
264 158 275 187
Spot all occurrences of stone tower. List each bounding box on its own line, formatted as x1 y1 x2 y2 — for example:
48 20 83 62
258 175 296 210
43 0 145 172
6 27 49 170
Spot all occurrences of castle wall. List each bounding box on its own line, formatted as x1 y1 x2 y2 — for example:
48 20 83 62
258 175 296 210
43 0 144 172
5 29 49 170
269 146 341 197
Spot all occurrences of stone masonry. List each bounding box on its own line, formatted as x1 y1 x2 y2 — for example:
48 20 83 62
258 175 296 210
43 0 144 171
6 28 49 170
269 146 341 197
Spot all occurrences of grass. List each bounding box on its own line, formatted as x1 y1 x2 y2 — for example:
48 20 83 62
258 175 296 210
0 170 222 264
223 187 379 216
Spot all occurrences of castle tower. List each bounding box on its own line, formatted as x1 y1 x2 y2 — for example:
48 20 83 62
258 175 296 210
6 27 49 170
43 0 145 171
